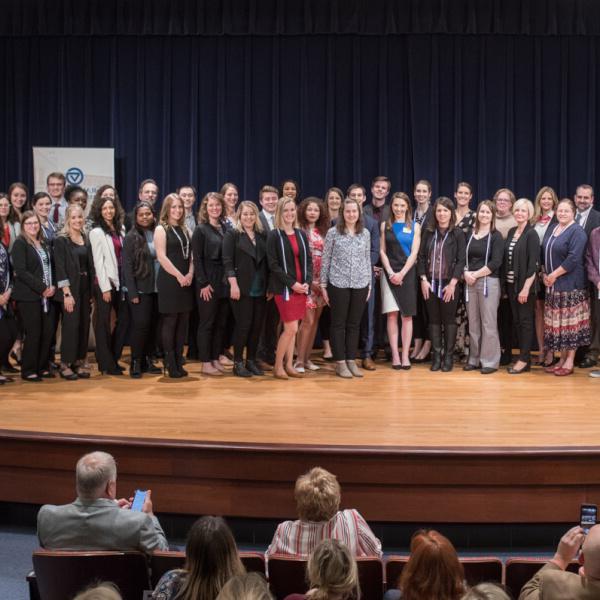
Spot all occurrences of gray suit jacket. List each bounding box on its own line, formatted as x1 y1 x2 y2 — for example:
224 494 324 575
37 497 169 553
519 562 600 600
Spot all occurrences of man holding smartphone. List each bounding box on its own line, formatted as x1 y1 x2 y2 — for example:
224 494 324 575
37 451 168 552
519 524 600 599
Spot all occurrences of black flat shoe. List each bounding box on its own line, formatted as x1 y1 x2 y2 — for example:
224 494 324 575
463 364 478 371
401 364 411 370
413 353 431 363
40 370 56 379
508 363 531 374
102 368 124 376
480 367 498 375
392 364 402 370
59 369 78 381
1 363 19 373
23 374 42 383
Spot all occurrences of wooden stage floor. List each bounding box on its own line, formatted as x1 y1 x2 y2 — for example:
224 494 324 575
1 359 599 523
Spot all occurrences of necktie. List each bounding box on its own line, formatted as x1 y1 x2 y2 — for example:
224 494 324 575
52 203 60 225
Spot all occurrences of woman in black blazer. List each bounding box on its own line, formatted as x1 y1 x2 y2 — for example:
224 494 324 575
192 192 230 376
53 205 94 380
267 197 312 380
417 197 466 372
0 240 16 383
222 201 269 377
122 201 161 378
503 199 540 374
10 211 56 382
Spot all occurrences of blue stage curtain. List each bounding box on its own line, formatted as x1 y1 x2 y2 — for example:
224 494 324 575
0 28 598 205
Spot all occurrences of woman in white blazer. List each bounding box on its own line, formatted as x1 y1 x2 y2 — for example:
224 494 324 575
89 193 130 375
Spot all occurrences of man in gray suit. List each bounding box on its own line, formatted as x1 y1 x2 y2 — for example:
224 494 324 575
37 451 168 552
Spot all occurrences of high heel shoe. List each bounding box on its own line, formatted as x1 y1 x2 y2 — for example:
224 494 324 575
164 352 184 378
507 362 531 374
59 367 78 381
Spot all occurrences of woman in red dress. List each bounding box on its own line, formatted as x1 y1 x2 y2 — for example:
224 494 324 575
266 197 312 380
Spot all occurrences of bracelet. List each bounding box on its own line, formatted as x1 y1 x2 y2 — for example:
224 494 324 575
64 293 72 298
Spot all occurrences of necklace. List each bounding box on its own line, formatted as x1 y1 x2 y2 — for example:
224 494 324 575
171 226 190 259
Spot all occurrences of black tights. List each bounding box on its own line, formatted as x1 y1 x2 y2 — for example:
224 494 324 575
160 312 189 356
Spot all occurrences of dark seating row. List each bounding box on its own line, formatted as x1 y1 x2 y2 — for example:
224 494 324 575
27 549 580 600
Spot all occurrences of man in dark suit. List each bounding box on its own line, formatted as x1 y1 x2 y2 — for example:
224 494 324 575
519 524 600 599
574 184 600 368
256 185 280 369
37 451 168 552
362 176 392 360
347 183 381 370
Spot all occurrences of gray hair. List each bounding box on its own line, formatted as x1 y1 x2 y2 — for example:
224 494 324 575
76 452 117 500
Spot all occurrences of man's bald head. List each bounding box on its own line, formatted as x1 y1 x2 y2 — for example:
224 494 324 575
582 524 600 579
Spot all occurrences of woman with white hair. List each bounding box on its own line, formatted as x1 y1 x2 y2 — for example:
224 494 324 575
503 198 540 374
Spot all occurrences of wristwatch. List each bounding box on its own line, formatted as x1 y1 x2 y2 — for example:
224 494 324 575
420 275 427 282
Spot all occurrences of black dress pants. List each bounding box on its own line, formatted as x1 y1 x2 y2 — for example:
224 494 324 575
197 295 229 362
60 282 91 365
128 293 158 359
0 312 18 369
328 285 369 361
230 296 266 362
507 284 535 362
94 286 130 371
17 300 54 378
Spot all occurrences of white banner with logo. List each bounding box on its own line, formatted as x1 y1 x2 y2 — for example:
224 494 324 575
33 147 115 198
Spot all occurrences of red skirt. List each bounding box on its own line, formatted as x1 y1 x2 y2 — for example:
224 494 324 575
275 292 307 322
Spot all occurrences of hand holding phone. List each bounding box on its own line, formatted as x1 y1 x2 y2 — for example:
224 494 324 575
580 503 597 534
131 489 148 512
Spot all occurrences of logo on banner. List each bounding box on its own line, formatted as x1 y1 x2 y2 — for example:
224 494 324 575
66 167 84 185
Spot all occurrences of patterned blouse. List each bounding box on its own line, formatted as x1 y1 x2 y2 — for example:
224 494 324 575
152 569 186 600
320 227 371 289
305 226 324 309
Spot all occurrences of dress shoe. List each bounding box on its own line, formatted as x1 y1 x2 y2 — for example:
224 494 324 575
256 359 273 372
245 360 264 376
23 374 42 383
233 361 253 378
401 364 411 371
508 362 531 374
273 369 289 380
392 364 402 370
413 353 431 363
463 363 478 371
202 363 224 376
143 357 162 374
130 358 143 379
305 360 320 371
480 367 498 375
544 364 561 374
578 357 597 369
40 370 56 379
346 360 364 377
361 357 376 370
292 362 306 374
589 369 600 378
335 362 353 379
554 367 574 377
59 368 78 381
284 366 304 378
1 363 19 373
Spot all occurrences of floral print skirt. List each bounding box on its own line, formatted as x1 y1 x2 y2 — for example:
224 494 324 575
544 288 591 351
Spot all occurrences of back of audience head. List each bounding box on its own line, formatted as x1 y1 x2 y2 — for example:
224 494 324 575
179 515 245 600
460 583 512 600
582 523 600 579
295 466 341 522
72 581 122 600
76 451 117 501
306 539 359 600
215 572 273 600
399 529 465 600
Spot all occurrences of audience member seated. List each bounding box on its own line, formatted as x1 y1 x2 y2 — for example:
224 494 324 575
267 467 382 558
73 582 123 600
216 572 274 600
384 529 466 600
462 583 512 600
283 539 359 600
37 451 168 552
519 524 600 599
152 515 245 600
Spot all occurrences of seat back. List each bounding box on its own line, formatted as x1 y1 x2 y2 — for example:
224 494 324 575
268 555 383 600
386 556 503 589
150 550 267 589
32 549 150 600
505 557 580 597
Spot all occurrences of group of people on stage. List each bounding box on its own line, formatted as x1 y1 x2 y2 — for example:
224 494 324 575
1 172 599 381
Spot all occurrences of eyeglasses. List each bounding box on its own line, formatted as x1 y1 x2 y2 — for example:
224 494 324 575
23 221 39 227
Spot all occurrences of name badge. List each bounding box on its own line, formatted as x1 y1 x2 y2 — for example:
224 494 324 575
403 226 411 234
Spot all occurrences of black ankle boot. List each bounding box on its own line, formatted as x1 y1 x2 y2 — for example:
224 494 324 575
175 353 188 376
429 324 442 371
245 360 264 376
442 324 458 372
164 351 183 378
130 358 142 379
143 356 162 374
233 361 253 377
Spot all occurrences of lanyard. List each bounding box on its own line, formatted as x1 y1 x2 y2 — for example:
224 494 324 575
431 230 449 298
464 232 491 301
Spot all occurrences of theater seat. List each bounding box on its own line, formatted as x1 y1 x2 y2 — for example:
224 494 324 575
385 555 503 590
150 550 266 588
268 555 383 600
32 549 150 600
505 557 580 597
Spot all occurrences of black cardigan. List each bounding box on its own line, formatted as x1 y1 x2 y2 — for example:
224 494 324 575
222 229 268 296
503 224 540 294
10 238 54 302
266 228 312 295
122 228 156 300
192 222 228 291
417 227 466 281
53 235 94 302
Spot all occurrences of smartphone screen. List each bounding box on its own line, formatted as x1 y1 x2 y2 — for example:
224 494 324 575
580 503 597 534
131 489 147 512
